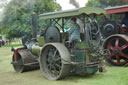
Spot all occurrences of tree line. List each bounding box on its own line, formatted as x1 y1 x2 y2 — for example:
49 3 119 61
0 0 61 40
0 0 127 40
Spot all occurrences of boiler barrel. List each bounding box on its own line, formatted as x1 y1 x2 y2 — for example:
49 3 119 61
32 44 41 56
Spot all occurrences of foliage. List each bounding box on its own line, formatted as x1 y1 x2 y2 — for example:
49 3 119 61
86 0 127 26
86 0 101 7
0 0 61 39
86 0 127 8
99 0 127 6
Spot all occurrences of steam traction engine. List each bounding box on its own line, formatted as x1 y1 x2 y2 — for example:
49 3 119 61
102 5 128 66
11 7 106 80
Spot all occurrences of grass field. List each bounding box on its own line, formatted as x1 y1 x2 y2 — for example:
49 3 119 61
0 45 128 85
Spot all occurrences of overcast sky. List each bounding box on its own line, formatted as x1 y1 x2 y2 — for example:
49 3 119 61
56 0 88 10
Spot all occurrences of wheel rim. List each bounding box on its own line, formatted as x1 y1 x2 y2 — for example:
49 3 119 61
106 37 128 66
40 43 71 80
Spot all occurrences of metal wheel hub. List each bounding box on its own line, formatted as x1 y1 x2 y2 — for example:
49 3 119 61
113 48 120 55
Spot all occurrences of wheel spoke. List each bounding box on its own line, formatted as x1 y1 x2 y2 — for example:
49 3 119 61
47 64 53 73
120 44 128 50
107 44 114 51
120 52 128 59
47 56 52 63
47 64 51 68
53 67 59 75
115 39 119 48
55 64 61 68
109 56 113 60
115 55 120 63
53 50 57 58
53 67 57 73
54 57 61 61
108 51 114 58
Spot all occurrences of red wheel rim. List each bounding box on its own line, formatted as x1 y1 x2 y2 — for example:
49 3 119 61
106 37 128 65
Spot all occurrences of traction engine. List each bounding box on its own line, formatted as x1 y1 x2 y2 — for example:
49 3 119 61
11 7 106 80
102 5 128 66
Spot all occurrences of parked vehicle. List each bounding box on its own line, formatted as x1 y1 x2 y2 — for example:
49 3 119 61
102 5 128 66
11 7 106 80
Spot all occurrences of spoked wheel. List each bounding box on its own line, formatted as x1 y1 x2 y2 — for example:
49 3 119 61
104 35 128 66
40 43 71 80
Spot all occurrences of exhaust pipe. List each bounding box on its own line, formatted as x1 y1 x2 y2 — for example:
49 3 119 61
31 13 38 41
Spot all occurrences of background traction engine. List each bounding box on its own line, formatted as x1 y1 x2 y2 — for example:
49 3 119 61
101 5 128 66
11 7 106 80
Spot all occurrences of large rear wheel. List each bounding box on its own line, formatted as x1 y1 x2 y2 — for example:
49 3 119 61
40 43 71 80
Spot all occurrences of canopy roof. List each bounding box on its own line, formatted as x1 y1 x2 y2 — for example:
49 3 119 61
39 7 106 19
105 5 128 14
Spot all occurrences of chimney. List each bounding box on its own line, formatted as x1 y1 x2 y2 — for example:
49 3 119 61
31 13 38 41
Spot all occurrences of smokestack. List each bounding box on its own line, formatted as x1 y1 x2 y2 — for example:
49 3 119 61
31 13 37 41
69 0 80 8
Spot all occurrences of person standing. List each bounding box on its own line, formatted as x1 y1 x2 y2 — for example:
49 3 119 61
68 17 81 42
0 40 1 47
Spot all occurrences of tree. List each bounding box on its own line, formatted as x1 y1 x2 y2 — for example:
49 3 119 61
0 0 61 39
99 0 126 6
86 0 128 8
86 0 101 7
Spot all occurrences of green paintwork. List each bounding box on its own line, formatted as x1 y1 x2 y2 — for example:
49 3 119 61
87 66 98 73
32 36 45 56
75 41 90 48
71 49 98 75
39 7 106 19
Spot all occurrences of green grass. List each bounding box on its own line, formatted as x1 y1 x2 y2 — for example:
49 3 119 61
4 44 23 47
0 46 128 85
3 41 23 47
